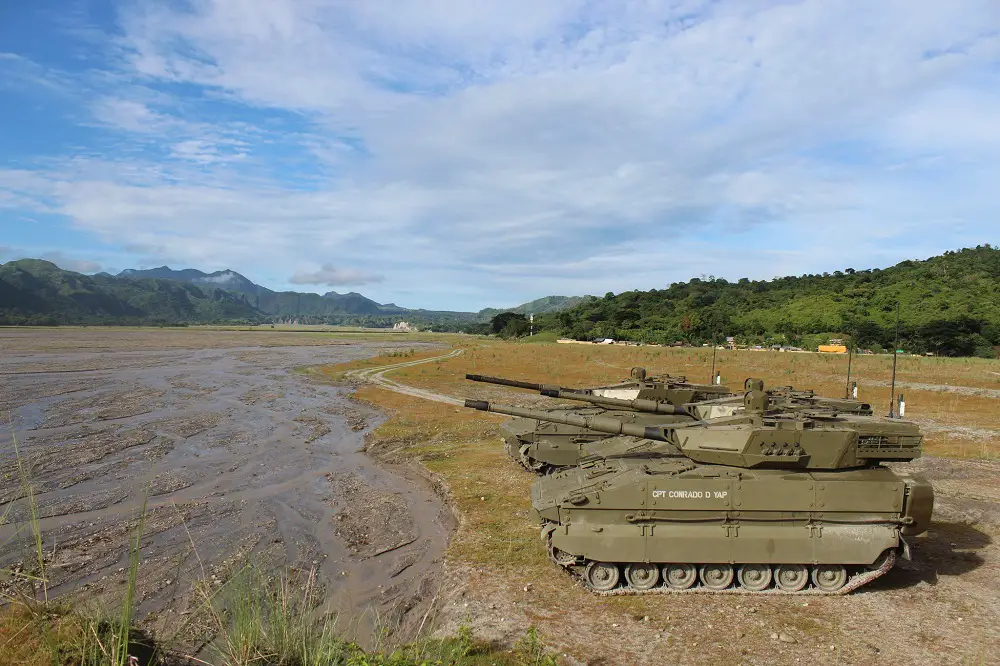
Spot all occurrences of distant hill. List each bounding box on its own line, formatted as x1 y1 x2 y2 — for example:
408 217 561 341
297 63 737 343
478 295 593 319
1 259 594 329
543 246 1000 357
112 265 586 324
117 266 401 316
0 260 260 325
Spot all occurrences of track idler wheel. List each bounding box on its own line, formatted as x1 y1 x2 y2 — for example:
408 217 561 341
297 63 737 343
624 563 660 590
585 561 620 591
699 563 734 590
812 564 848 592
774 564 809 592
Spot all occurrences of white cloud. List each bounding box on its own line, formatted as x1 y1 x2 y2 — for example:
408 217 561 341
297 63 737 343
1 1 999 309
290 264 385 287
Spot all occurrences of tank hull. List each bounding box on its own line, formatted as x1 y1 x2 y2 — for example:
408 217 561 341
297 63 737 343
533 459 933 594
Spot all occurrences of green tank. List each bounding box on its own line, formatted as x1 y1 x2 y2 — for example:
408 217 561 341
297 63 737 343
466 368 730 474
465 388 933 595
689 378 873 419
481 374 874 474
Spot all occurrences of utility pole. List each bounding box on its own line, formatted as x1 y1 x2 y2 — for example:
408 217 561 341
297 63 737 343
844 342 853 399
530 313 534 337
710 334 718 384
888 301 900 418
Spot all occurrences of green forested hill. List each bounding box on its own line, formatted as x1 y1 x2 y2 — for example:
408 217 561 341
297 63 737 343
478 295 594 320
0 260 261 325
542 246 1000 357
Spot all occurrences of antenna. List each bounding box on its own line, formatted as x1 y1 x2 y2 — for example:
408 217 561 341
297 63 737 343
888 301 900 418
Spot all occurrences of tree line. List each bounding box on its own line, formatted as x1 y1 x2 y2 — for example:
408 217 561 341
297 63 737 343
530 246 1000 358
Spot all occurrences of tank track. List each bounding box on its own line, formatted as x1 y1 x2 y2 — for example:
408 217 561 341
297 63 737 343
546 530 897 596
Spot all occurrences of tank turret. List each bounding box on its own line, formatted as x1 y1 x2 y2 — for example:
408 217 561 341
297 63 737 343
468 370 730 473
535 378 873 420
464 395 934 595
466 396 924 469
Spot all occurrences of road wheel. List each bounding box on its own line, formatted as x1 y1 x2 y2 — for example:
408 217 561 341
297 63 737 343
737 564 773 591
662 563 697 590
699 563 734 590
585 561 620 591
812 564 848 592
774 564 809 592
624 563 660 590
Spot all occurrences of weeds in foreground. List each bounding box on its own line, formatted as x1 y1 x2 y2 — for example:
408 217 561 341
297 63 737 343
2 420 155 665
8 423 48 610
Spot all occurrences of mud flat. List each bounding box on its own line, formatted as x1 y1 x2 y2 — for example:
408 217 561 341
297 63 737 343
0 329 452 651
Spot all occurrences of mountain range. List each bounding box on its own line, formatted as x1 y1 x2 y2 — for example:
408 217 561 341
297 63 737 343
117 266 400 317
0 260 584 327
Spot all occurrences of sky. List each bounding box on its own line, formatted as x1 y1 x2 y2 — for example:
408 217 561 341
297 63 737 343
1 1 999 311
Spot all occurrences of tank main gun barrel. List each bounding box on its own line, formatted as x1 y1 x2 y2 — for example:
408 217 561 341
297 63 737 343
464 399 684 442
465 374 575 393
538 388 689 416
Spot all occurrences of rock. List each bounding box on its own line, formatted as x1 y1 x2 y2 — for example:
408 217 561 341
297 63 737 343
830 646 836 651
771 633 779 640
643 615 650 622
779 633 797 644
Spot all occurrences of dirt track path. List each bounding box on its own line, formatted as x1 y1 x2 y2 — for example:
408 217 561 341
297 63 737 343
345 349 465 404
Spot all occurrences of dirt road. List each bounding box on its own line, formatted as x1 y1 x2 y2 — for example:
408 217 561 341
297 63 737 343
345 349 465 405
0 334 453 651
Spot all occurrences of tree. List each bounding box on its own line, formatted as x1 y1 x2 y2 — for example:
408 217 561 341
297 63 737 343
490 311 528 336
499 317 530 339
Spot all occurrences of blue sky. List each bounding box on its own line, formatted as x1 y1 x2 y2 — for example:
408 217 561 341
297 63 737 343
1 1 999 311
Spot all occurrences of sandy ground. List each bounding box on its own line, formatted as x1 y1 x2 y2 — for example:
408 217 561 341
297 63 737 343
0 331 453 653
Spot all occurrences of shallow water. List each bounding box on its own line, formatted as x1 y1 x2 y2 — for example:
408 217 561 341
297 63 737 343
0 340 451 646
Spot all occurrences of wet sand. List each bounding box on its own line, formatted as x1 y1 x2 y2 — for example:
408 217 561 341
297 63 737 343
0 332 453 650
